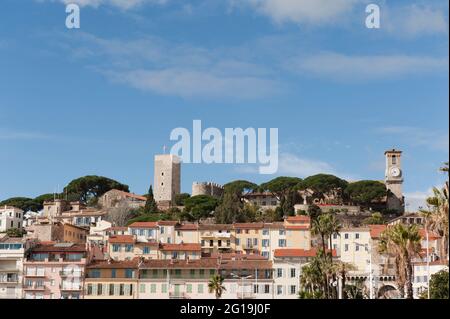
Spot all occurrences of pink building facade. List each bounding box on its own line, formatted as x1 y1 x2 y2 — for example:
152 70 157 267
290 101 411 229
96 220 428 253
22 243 87 299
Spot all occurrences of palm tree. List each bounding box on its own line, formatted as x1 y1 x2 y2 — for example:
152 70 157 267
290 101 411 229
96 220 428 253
378 224 422 299
332 261 356 298
425 185 449 259
208 274 226 299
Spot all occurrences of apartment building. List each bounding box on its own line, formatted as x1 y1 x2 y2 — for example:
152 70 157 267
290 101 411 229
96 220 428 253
272 248 324 299
108 235 136 261
199 224 233 255
27 222 88 244
84 259 139 299
0 206 24 232
333 227 371 275
22 243 87 299
128 221 178 244
175 223 200 244
233 223 264 255
412 260 448 299
0 236 34 299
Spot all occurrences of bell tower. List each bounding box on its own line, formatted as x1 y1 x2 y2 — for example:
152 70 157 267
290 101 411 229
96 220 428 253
385 149 405 214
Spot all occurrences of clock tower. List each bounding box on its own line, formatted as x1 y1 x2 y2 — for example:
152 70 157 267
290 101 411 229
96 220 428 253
385 149 405 214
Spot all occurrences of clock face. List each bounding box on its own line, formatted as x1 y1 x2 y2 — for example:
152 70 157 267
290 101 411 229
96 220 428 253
390 167 401 177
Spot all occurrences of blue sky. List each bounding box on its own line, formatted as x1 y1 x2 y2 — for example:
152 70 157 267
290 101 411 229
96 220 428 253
0 0 448 211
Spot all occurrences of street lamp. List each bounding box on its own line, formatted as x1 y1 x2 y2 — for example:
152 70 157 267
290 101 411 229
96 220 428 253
230 273 253 299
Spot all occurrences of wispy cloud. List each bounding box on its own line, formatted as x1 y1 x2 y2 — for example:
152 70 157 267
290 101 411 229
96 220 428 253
50 32 281 99
0 129 53 140
231 0 361 26
287 52 448 81
377 126 449 152
384 4 449 37
36 0 168 10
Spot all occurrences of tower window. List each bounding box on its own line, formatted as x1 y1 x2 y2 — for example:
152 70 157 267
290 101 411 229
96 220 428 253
161 172 164 176
392 155 397 165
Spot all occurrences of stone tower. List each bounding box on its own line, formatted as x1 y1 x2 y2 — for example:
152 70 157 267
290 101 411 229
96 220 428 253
385 149 405 214
154 154 181 206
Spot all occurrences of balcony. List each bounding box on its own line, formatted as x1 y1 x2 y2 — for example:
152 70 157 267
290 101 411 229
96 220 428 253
60 270 83 277
237 292 256 299
169 292 189 299
242 243 254 250
24 272 46 278
60 285 83 291
24 287 45 292
0 277 19 284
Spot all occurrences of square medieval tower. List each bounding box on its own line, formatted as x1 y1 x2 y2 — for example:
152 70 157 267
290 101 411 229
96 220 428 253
154 154 181 205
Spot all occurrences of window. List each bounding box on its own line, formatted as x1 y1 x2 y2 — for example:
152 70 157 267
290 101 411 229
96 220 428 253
150 284 156 293
199 269 205 276
344 234 349 239
119 284 125 296
355 233 360 239
278 239 286 247
345 244 349 252
160 227 165 234
190 269 196 278
125 244 133 252
355 245 360 252
290 285 297 295
111 269 117 278
89 270 100 278
333 234 338 239
139 229 145 236
140 284 146 293
277 285 283 295
109 284 114 296
262 251 269 259
277 268 283 278
112 244 120 252
262 229 269 236
98 284 103 295
143 246 150 254
264 285 270 294
87 284 93 295
279 230 286 236
235 239 240 246
198 284 204 293
290 268 296 278
392 155 397 165
186 284 192 293
254 285 259 294
125 269 134 278
253 238 258 246
162 284 168 293
262 239 269 247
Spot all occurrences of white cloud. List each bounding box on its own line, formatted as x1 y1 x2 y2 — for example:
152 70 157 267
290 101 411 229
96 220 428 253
384 4 449 37
37 0 168 9
287 52 448 80
236 0 361 25
378 126 449 152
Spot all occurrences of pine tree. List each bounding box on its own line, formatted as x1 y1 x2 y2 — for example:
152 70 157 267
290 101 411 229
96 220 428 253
144 185 158 214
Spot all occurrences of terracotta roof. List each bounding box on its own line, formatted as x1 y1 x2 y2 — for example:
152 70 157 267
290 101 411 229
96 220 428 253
219 259 273 270
199 224 233 231
286 216 310 223
160 243 201 251
218 253 267 261
106 227 128 231
30 243 87 253
369 225 387 239
140 258 219 269
262 222 284 229
108 235 135 244
87 258 139 269
128 222 158 228
158 221 178 226
176 223 199 231
418 229 441 240
233 223 264 229
285 225 310 230
110 190 147 201
274 248 336 258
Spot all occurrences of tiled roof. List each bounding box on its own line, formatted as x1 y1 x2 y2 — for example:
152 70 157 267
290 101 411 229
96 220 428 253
369 225 387 239
418 229 441 240
140 258 219 269
233 223 264 229
106 227 128 231
108 235 135 244
87 258 139 269
176 223 199 231
158 221 178 226
199 224 233 231
274 248 336 258
128 222 158 228
285 225 310 230
160 243 201 251
286 215 310 223
219 259 273 270
31 243 87 253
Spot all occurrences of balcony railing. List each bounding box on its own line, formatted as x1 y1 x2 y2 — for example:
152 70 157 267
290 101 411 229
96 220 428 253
60 285 83 291
24 272 46 278
237 292 256 299
169 292 189 299
60 270 83 277
0 278 19 283
23 285 45 291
